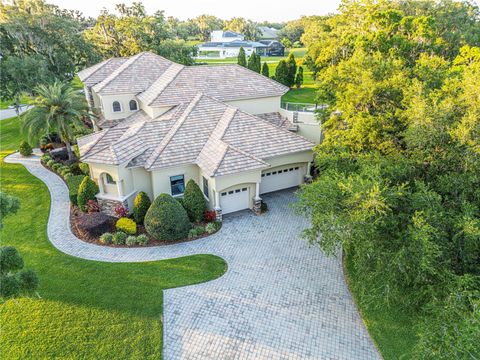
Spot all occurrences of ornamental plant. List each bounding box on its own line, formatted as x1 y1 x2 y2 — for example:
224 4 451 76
204 210 216 223
182 180 206 222
99 232 113 244
133 191 151 224
66 175 86 205
116 217 136 235
77 176 99 212
0 246 39 298
112 231 127 245
144 193 190 241
19 141 32 156
136 234 148 246
114 204 128 218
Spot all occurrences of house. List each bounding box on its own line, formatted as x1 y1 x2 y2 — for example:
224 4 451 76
77 52 316 218
258 40 285 56
258 26 280 40
197 40 268 59
210 30 245 42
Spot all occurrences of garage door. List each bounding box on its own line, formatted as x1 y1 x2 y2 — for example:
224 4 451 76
260 166 302 194
220 187 249 214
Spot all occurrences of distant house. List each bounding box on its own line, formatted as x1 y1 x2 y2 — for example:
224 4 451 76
258 26 279 40
259 40 285 56
210 30 245 42
197 30 269 59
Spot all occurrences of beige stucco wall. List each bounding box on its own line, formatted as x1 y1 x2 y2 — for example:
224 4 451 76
279 108 322 144
265 150 313 168
131 167 153 200
151 164 200 199
97 93 140 120
226 96 281 115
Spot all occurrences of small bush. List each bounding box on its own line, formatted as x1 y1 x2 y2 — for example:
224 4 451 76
144 193 191 241
40 154 51 164
66 175 86 205
114 204 128 218
204 210 216 222
261 201 268 213
51 163 62 172
0 275 21 298
18 269 39 292
19 141 33 156
77 177 99 212
136 234 148 246
112 232 127 245
133 191 151 224
68 163 83 175
0 246 24 275
188 225 206 239
99 232 113 244
182 180 206 222
116 217 136 235
75 212 113 239
64 173 73 181
206 222 217 234
79 163 90 175
46 159 56 168
126 235 137 246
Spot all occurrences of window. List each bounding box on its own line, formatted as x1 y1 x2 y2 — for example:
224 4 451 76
112 101 121 112
129 100 138 111
294 167 299 170
202 176 209 198
170 175 185 196
105 173 116 185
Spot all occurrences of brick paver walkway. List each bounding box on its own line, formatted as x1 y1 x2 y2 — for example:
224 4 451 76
5 151 380 360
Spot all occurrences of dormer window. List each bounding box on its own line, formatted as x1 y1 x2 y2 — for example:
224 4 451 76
129 100 138 111
112 101 122 112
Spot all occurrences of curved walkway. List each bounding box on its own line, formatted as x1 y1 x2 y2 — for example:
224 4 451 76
5 151 380 360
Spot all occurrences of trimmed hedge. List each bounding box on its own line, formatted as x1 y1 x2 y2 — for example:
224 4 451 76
77 177 99 212
116 217 136 235
133 191 151 224
182 180 206 222
19 141 32 156
66 175 86 205
144 193 190 241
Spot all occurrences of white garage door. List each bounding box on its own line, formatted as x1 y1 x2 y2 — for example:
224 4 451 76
220 187 249 214
260 166 302 194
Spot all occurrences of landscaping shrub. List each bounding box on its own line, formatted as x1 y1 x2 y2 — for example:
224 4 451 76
46 159 56 168
66 175 86 205
18 269 39 292
19 141 33 156
182 180 206 222
206 222 219 234
0 275 21 298
204 210 216 223
99 232 113 244
51 163 61 172
77 177 99 212
126 235 137 246
261 201 268 213
136 234 148 246
0 246 24 275
188 225 206 239
114 204 128 218
86 200 100 213
116 217 136 235
68 163 83 175
144 193 190 241
75 212 113 239
79 163 90 175
40 154 51 164
59 166 71 177
133 191 151 224
112 231 127 245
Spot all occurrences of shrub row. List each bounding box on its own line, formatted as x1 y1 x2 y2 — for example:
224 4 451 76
99 232 148 246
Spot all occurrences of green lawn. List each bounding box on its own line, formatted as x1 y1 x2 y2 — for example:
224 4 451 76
281 87 318 104
344 253 418 359
0 117 227 359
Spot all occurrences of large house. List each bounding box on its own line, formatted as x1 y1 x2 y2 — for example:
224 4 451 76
77 52 316 218
197 30 269 59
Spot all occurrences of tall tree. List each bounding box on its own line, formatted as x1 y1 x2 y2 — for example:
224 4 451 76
295 66 304 88
224 17 260 40
190 14 224 41
261 62 270 77
286 53 297 87
274 60 289 86
22 82 89 160
237 47 247 67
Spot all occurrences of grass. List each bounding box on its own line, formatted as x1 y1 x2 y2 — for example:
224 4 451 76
0 117 227 359
0 95 30 110
282 88 318 104
344 252 419 359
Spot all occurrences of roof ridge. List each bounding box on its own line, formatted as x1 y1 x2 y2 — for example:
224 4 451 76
79 129 109 160
139 63 185 106
145 93 203 169
212 144 268 177
226 144 269 166
94 53 145 93
78 58 112 82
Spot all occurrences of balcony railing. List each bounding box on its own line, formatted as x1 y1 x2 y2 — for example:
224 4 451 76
281 102 326 113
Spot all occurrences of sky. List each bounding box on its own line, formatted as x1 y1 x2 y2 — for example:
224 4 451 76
48 0 342 21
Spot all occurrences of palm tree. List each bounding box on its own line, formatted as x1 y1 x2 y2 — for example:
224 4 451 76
22 81 89 161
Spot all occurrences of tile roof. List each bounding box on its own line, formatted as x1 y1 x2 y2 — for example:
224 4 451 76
79 93 313 177
79 52 289 103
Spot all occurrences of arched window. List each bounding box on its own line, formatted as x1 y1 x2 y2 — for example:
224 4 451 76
129 99 138 111
112 101 121 112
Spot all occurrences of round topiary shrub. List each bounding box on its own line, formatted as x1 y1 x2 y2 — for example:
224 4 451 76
182 180 206 222
19 141 33 157
0 275 21 298
133 191 151 224
0 246 24 275
18 269 39 292
136 234 148 246
75 212 114 240
144 193 190 241
112 231 127 245
115 217 136 235
99 232 113 244
77 177 99 212
126 235 137 246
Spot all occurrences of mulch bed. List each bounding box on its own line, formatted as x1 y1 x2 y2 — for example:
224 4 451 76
70 205 219 248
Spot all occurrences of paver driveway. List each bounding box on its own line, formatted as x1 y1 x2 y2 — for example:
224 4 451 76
6 152 380 360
